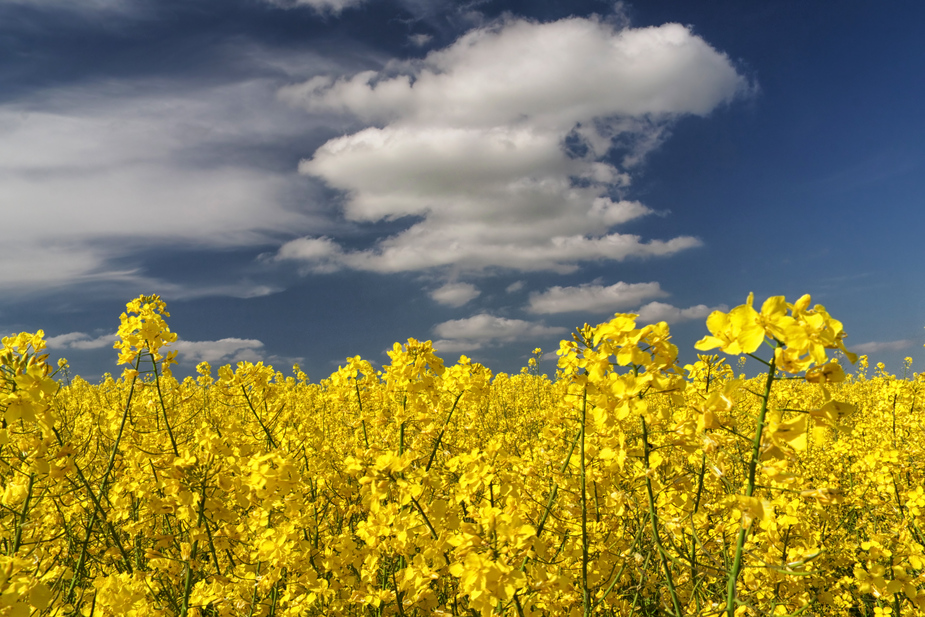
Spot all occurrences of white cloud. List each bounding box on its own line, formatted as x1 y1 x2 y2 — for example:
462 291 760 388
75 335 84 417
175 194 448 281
432 314 566 351
852 340 915 354
281 19 747 125
42 331 281 367
261 0 454 19
0 77 332 295
261 0 366 13
527 281 668 314
164 284 281 301
46 332 116 350
276 15 748 274
276 220 701 274
430 282 480 307
273 236 345 274
431 339 483 353
634 301 719 325
169 338 266 365
505 281 525 293
409 33 433 47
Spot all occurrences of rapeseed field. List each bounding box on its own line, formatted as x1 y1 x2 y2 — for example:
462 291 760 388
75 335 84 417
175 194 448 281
1 294 923 616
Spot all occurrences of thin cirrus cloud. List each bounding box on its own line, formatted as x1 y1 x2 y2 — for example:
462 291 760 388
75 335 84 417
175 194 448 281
0 0 136 10
260 0 450 18
432 314 566 353
261 0 365 12
852 340 915 355
275 15 750 275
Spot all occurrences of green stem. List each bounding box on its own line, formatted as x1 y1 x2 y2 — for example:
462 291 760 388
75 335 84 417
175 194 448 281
67 365 140 603
690 453 707 601
580 387 590 617
511 426 585 609
246 562 262 617
425 392 464 473
891 392 898 448
356 381 369 449
725 351 777 617
590 525 645 612
10 473 35 556
181 481 208 617
408 494 439 540
642 416 682 617
151 352 179 456
536 427 582 539
50 426 108 543
241 386 277 449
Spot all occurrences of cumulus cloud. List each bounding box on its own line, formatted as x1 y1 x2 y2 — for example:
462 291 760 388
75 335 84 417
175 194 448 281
851 340 915 354
527 281 668 314
46 332 116 350
432 314 566 351
281 19 747 124
430 282 480 307
276 15 749 274
169 338 266 364
634 301 719 325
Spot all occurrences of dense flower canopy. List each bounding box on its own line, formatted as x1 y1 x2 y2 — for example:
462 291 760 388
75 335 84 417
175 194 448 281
0 294 923 616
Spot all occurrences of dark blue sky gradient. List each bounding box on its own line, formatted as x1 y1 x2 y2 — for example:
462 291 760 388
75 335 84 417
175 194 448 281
2 0 923 381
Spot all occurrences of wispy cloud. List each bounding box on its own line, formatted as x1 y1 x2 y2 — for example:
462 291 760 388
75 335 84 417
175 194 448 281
260 0 366 13
0 76 335 296
433 314 566 352
525 281 719 325
275 15 749 275
43 330 307 372
46 332 116 350
260 0 455 19
409 33 433 47
852 339 915 354
634 301 720 325
527 281 668 314
430 282 480 307
169 338 267 364
0 0 140 12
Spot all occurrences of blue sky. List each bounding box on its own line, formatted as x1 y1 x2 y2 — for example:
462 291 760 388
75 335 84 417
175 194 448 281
2 0 923 381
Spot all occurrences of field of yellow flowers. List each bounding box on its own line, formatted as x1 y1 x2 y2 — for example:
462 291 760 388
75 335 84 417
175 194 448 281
1 293 924 616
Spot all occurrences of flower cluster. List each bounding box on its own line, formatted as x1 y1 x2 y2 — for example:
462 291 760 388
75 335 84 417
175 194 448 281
0 294 923 617
114 294 179 377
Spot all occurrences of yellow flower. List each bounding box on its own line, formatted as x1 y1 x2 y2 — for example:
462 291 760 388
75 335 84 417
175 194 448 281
695 292 764 355
114 294 177 368
805 361 846 383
